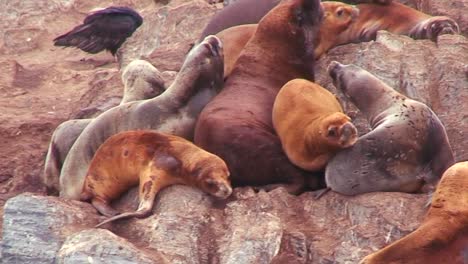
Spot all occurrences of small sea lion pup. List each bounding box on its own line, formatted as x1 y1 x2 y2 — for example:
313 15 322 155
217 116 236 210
325 61 455 195
81 130 232 228
59 35 224 200
272 79 358 171
217 1 359 78
360 162 468 264
195 0 324 194
43 60 165 195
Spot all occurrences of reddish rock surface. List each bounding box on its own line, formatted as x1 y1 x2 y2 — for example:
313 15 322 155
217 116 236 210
0 0 467 263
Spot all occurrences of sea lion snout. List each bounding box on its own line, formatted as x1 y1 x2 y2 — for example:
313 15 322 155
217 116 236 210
339 122 358 148
201 35 223 57
327 61 343 81
203 176 232 199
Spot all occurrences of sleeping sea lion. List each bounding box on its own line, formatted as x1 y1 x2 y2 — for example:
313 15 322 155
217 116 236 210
43 59 165 195
215 1 459 79
81 130 232 227
59 35 224 200
325 61 455 195
272 78 358 171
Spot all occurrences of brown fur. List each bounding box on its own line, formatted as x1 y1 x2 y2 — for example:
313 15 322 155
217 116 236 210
360 162 468 264
82 130 232 227
272 79 358 171
217 1 359 78
215 1 459 79
199 0 390 40
194 0 324 194
325 61 455 195
336 1 459 44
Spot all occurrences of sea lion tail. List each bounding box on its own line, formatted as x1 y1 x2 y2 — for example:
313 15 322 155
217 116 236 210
95 209 152 228
427 115 455 183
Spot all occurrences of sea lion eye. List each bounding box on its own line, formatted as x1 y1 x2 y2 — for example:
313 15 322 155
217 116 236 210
336 8 344 17
327 127 338 137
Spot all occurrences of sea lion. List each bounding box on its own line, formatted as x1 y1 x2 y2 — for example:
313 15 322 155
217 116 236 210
360 161 468 264
199 0 390 40
54 6 143 56
272 78 358 171
215 1 459 79
217 1 359 78
59 35 224 200
194 0 324 194
325 61 455 195
80 130 232 227
43 59 165 195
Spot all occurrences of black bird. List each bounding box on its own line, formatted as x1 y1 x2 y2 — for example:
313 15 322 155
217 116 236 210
53 6 143 55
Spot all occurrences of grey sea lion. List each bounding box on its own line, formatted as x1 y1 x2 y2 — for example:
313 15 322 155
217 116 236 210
59 35 224 199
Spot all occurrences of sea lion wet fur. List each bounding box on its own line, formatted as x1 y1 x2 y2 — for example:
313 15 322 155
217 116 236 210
325 61 455 195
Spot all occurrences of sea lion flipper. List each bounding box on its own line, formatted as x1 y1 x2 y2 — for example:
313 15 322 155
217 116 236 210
94 210 150 228
91 197 120 217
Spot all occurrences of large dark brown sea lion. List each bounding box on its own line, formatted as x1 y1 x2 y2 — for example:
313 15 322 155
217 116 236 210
80 130 232 228
325 61 455 195
217 1 359 78
215 1 459 79
43 59 165 195
272 78 358 171
59 35 224 199
194 0 324 194
360 161 468 264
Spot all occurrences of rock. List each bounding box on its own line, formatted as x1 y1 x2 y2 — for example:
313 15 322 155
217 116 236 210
118 0 217 69
218 191 283 264
1 193 101 264
56 229 167 264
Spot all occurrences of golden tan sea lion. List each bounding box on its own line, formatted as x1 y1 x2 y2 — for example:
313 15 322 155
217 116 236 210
80 130 232 227
272 78 358 171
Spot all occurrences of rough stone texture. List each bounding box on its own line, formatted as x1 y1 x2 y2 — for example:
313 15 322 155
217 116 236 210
57 229 167 264
1 193 101 264
0 0 467 263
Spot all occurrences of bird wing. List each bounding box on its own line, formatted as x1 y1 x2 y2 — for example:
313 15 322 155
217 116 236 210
53 7 143 55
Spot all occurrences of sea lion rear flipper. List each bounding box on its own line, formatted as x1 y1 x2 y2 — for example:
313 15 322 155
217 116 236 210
95 209 151 228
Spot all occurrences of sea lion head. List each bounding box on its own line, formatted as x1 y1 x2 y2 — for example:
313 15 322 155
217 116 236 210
321 112 358 148
327 60 376 97
322 2 359 33
121 59 166 103
179 35 224 94
256 0 324 62
315 2 359 57
192 157 232 199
